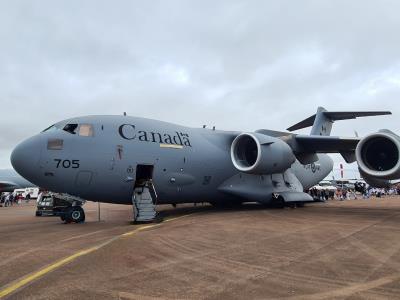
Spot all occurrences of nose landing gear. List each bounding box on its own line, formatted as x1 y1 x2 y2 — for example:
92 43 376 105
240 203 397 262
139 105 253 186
63 206 86 223
49 193 87 224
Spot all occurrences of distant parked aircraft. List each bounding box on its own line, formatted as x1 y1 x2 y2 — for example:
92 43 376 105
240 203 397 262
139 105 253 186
0 169 35 192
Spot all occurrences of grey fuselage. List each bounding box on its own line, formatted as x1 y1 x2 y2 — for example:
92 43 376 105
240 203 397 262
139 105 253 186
11 115 333 204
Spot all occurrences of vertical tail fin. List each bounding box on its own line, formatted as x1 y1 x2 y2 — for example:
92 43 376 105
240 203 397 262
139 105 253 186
287 107 391 136
310 107 332 136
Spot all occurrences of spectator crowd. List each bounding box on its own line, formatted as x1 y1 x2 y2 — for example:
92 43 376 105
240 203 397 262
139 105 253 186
308 183 400 202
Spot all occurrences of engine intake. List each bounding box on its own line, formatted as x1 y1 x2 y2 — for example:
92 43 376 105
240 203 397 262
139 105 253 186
356 130 400 180
231 133 295 174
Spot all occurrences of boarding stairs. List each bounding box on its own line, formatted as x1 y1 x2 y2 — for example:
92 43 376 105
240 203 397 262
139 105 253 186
132 181 157 222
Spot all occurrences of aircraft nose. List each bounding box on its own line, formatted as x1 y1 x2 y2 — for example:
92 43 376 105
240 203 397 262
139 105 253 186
11 136 43 181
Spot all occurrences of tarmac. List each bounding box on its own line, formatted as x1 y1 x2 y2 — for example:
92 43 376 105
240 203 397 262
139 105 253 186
1 198 400 299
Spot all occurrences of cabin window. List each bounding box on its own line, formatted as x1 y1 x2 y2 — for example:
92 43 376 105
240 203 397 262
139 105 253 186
63 124 78 134
79 124 94 137
47 139 63 150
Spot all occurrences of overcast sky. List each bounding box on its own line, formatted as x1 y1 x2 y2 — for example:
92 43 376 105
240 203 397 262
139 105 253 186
1 1 399 178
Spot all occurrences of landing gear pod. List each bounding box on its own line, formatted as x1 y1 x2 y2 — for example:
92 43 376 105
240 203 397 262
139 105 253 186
231 133 296 175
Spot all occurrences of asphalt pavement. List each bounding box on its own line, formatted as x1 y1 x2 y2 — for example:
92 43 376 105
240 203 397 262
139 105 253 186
1 198 400 299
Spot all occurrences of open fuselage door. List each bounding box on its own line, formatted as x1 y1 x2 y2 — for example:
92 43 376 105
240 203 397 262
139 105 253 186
132 164 158 222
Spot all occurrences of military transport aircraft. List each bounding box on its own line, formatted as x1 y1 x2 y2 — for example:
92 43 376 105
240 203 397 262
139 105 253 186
10 107 399 223
0 169 35 192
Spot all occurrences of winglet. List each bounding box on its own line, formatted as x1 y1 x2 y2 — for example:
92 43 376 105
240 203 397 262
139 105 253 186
287 107 391 136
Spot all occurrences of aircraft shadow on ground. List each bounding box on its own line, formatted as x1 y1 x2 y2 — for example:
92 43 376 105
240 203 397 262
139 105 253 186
157 202 286 219
156 201 400 223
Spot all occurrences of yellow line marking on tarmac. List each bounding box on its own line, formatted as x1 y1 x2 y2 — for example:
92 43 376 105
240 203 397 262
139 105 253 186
0 213 193 299
121 224 162 237
0 246 99 299
163 214 193 223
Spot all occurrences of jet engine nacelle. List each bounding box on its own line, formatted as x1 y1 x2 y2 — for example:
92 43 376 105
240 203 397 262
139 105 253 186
231 133 296 174
360 172 391 188
356 130 400 180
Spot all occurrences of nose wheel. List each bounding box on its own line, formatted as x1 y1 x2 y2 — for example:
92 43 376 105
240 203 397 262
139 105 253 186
62 206 85 223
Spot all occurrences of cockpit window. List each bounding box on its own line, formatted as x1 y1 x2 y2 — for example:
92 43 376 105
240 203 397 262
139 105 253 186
63 124 78 134
45 123 94 137
42 125 58 132
78 124 94 137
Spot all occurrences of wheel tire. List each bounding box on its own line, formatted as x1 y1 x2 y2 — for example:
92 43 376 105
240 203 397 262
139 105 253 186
35 211 42 217
271 196 285 209
69 206 85 223
63 210 72 223
80 208 86 223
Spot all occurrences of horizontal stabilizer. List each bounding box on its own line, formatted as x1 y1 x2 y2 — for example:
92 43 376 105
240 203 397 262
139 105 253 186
287 109 391 133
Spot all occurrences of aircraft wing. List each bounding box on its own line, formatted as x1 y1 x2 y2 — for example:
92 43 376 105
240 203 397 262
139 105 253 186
292 135 360 153
254 130 361 164
281 135 360 164
255 129 293 137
